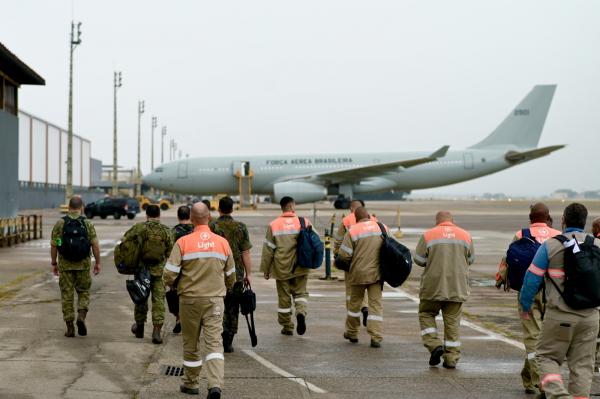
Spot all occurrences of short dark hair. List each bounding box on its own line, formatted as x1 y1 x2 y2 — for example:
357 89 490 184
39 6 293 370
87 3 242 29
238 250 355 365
201 199 211 210
563 203 588 229
280 196 295 210
68 196 83 210
351 199 365 207
177 205 190 221
219 196 234 214
529 203 550 224
146 204 160 218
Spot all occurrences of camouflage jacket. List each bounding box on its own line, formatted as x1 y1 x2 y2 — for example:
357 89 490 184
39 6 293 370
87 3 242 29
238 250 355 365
51 212 98 271
173 223 194 242
210 215 252 281
124 219 174 276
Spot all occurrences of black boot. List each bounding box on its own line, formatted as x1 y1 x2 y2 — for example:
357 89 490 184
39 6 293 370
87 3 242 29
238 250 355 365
76 309 88 336
65 321 75 337
429 346 444 366
131 322 144 339
152 324 163 344
207 387 221 399
180 385 199 395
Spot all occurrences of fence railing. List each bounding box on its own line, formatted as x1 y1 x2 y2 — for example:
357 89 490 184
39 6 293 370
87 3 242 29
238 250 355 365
0 215 43 247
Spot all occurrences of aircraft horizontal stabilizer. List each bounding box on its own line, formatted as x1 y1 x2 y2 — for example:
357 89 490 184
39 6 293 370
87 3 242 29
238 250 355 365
284 145 449 184
505 145 565 164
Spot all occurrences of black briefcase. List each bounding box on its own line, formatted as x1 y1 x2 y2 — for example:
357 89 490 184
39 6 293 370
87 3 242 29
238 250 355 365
240 281 257 347
165 289 179 316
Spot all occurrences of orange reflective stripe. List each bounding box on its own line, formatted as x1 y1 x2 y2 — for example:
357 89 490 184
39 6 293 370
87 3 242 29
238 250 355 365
548 268 565 279
424 223 472 245
178 227 231 258
541 373 563 386
527 264 545 277
349 220 381 237
270 214 311 235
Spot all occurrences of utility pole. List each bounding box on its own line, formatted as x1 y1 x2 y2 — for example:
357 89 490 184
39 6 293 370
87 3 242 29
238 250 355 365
136 100 145 196
161 126 167 164
112 71 122 196
66 21 82 203
150 116 157 171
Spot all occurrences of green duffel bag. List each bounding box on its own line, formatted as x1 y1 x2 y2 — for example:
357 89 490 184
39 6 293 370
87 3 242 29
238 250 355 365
114 236 141 275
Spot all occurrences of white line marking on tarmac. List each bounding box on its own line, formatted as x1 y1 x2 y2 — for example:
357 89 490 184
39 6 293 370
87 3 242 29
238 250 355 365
242 349 327 394
390 287 525 351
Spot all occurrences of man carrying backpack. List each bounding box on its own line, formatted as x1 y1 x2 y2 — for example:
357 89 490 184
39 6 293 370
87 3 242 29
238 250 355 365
169 205 195 334
520 203 600 399
337 206 388 348
209 196 253 353
414 211 474 369
125 205 174 344
260 196 316 336
334 199 377 327
50 196 101 337
496 203 560 395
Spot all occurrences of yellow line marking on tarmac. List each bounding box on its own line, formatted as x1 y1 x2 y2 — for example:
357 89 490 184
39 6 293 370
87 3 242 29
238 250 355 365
242 349 327 394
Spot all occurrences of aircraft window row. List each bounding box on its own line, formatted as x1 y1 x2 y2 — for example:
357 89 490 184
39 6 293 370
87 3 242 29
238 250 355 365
196 167 228 172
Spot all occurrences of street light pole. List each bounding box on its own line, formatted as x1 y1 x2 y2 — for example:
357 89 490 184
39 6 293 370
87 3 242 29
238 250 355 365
112 71 122 196
151 116 157 171
136 100 145 196
66 21 82 203
161 126 167 164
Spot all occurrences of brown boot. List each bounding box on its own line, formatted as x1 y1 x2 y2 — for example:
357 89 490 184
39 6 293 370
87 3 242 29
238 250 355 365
152 324 163 344
65 321 75 337
76 310 88 336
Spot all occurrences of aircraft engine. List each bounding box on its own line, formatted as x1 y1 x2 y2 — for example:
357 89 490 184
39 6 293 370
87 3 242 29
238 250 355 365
273 181 327 204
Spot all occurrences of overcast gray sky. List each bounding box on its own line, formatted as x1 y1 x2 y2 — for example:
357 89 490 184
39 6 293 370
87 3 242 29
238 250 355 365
3 0 599 196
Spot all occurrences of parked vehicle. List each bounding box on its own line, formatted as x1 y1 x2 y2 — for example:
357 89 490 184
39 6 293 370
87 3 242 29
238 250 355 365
84 198 140 220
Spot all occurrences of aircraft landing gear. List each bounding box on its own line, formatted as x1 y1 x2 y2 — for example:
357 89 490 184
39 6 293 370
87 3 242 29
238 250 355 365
333 197 351 210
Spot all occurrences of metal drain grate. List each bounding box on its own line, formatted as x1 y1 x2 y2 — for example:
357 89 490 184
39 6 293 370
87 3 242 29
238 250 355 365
161 365 184 377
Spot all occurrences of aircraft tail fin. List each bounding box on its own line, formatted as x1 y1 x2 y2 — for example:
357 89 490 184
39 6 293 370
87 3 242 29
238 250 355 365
470 85 556 149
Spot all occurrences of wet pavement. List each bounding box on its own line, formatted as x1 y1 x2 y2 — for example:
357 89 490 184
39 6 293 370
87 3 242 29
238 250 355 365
0 200 599 398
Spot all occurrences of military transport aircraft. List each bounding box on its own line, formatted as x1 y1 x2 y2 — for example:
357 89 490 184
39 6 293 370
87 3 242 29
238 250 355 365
143 85 564 208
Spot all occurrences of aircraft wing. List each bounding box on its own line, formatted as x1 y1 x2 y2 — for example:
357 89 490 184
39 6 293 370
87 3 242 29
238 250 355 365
505 145 565 164
282 145 449 184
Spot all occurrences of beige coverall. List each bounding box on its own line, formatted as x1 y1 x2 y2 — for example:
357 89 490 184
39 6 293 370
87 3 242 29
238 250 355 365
163 225 236 392
337 220 388 343
260 212 314 334
414 221 474 367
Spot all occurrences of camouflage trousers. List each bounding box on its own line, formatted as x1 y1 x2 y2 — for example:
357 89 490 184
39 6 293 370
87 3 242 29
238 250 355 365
223 281 244 338
134 276 165 326
59 269 91 322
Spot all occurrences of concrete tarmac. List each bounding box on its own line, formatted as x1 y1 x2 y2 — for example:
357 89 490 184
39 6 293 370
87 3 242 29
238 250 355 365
1 200 599 398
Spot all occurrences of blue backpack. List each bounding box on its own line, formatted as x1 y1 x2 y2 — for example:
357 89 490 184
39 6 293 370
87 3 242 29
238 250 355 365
295 217 324 269
506 229 540 291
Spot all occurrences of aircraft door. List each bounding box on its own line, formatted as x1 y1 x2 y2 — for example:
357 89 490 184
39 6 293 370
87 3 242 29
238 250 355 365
177 161 188 179
233 161 250 176
463 153 474 169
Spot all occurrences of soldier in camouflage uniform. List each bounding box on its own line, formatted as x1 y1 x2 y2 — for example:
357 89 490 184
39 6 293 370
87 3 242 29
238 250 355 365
125 205 174 344
209 196 252 353
170 205 194 334
50 196 101 337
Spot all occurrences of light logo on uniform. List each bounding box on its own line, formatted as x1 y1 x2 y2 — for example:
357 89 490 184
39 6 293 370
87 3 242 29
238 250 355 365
539 228 549 236
443 227 456 239
198 231 215 250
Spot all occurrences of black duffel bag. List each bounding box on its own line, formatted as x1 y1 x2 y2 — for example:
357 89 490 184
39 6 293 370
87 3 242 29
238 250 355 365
377 222 412 288
126 267 152 305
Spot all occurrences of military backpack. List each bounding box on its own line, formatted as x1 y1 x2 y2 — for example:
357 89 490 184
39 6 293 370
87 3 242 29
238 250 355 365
140 221 169 266
58 216 91 262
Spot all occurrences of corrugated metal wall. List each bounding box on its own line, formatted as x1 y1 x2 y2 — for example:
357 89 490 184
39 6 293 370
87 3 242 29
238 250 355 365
0 110 19 218
18 110 91 187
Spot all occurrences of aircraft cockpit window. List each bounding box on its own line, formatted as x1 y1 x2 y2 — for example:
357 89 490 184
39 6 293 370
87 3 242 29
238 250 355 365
155 167 164 173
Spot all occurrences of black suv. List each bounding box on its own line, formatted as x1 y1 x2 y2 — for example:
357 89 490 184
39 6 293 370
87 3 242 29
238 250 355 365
85 198 140 220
